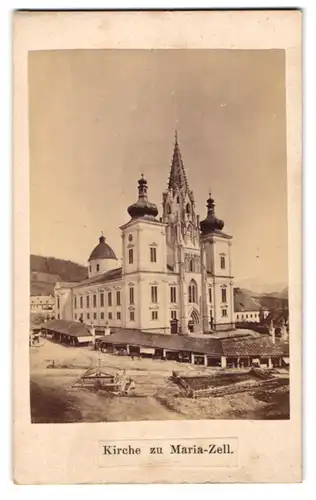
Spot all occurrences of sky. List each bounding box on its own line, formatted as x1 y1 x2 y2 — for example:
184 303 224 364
29 49 288 289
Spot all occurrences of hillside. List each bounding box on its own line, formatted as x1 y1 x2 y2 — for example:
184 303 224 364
30 255 88 296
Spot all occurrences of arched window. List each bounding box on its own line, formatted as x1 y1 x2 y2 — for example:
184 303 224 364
176 196 180 204
188 280 198 304
167 204 171 214
186 203 191 214
189 259 194 272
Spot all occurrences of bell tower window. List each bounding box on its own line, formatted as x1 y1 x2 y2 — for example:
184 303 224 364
150 247 157 263
176 196 180 204
220 256 226 269
129 248 133 264
186 203 191 214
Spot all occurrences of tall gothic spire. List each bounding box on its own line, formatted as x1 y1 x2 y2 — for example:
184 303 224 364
168 130 190 192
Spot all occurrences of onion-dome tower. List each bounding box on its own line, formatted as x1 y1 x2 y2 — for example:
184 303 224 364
127 174 158 220
200 193 225 235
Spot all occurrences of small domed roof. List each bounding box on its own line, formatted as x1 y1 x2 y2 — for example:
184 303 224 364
88 235 117 262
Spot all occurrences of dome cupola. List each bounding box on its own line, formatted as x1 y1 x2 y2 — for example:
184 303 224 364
127 174 158 220
88 234 117 262
200 193 224 235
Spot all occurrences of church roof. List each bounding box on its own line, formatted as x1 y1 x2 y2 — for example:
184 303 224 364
168 131 190 192
72 267 122 288
88 235 117 262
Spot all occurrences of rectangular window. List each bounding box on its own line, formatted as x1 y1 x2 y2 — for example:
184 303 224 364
151 286 158 303
129 311 135 321
170 286 176 303
108 312 112 319
221 288 227 303
220 256 226 269
208 288 212 303
100 292 104 307
100 312 104 320
80 296 83 309
222 309 228 317
108 292 112 306
57 313 60 319
237 314 239 320
171 310 177 319
150 247 157 263
93 312 97 320
129 248 133 264
129 287 134 304
87 312 90 320
116 291 121 306
86 295 90 308
117 312 121 320
152 311 158 320
57 297 60 309
74 296 77 309
93 294 97 308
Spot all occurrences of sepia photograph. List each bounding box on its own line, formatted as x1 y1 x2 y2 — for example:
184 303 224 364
28 48 290 424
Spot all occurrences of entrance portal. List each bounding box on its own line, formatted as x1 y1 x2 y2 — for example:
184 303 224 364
188 309 200 333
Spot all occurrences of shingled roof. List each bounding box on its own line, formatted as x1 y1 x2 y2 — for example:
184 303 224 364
234 288 263 312
42 319 92 338
99 329 288 357
221 336 288 357
99 330 223 356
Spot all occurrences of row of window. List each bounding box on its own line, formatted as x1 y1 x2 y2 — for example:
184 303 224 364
72 285 227 311
236 313 259 320
74 310 164 322
74 291 121 309
128 246 157 264
75 311 122 321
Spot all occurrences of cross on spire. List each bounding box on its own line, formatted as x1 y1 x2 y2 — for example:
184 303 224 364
168 130 189 192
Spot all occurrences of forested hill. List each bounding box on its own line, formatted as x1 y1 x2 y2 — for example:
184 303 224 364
30 255 88 296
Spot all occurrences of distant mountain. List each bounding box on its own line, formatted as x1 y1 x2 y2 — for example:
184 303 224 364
30 255 88 296
237 278 288 296
235 287 288 312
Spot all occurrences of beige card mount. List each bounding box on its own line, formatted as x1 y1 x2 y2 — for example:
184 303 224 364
13 10 302 484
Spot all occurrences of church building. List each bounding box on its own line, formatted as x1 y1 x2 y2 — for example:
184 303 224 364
55 134 235 335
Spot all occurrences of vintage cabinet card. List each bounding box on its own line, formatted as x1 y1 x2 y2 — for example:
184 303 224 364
13 10 302 484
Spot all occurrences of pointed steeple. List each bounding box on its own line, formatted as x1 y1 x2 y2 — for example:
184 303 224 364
168 130 189 192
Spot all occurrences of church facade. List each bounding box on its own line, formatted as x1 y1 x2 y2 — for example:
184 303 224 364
55 135 235 335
